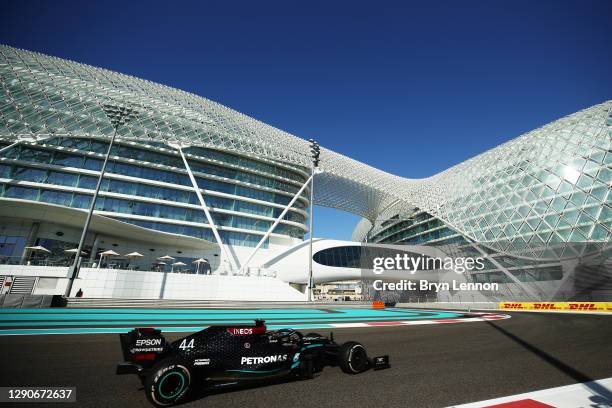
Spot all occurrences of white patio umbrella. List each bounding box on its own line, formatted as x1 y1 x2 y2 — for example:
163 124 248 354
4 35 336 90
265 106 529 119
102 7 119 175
124 252 143 269
64 248 87 265
192 258 209 274
171 261 187 273
98 249 119 269
157 255 175 261
24 245 51 264
64 248 87 255
64 248 86 255
25 245 51 253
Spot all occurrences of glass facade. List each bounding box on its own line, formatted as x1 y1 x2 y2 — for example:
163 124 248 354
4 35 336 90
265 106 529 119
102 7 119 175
0 140 309 244
0 44 316 251
313 245 430 270
369 211 460 245
0 235 27 258
2 142 309 205
1 138 310 246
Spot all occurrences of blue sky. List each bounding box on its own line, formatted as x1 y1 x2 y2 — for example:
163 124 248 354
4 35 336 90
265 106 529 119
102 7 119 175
1 0 611 240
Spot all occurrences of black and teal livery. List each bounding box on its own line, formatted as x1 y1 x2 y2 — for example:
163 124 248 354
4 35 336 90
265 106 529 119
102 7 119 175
117 319 389 407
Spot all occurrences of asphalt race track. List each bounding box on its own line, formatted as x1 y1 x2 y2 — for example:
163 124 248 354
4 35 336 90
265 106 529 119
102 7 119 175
0 311 611 408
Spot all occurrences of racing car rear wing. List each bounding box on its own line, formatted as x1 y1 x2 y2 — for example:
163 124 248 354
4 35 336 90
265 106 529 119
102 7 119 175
118 328 169 374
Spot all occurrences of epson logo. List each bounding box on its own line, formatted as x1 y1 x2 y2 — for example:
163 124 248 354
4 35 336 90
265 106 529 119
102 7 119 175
135 338 162 346
241 354 288 365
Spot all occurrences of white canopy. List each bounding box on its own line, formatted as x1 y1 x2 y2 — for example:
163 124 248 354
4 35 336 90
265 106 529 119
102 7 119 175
124 251 144 258
64 248 87 255
100 249 120 256
157 255 175 261
25 245 50 253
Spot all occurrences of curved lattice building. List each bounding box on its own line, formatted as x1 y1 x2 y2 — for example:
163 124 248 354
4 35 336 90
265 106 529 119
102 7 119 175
0 45 610 300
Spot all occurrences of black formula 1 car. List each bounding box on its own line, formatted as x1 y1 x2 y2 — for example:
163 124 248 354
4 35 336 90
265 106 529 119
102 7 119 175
117 320 389 407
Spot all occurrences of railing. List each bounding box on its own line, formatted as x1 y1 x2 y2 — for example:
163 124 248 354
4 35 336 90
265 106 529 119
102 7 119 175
215 267 278 278
0 256 71 267
0 256 280 278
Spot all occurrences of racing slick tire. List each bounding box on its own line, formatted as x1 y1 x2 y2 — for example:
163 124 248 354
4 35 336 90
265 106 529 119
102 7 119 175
144 357 192 407
338 341 370 374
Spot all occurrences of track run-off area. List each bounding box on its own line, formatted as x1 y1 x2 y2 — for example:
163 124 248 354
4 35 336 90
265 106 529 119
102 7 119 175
0 311 610 407
0 307 509 336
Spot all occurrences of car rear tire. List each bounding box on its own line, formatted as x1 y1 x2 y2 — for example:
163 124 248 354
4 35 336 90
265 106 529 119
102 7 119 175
338 341 370 374
144 357 192 407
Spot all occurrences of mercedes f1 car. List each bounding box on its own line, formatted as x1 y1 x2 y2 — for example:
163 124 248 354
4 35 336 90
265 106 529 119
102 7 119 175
117 320 389 407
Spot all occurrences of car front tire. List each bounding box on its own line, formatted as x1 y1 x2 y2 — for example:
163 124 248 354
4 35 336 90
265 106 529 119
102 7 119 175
338 341 370 374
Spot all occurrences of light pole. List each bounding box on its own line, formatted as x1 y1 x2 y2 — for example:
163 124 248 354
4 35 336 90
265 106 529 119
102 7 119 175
65 104 138 297
307 139 320 301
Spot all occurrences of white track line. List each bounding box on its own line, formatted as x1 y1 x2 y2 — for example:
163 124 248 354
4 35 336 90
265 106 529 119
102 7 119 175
449 377 612 407
329 314 511 329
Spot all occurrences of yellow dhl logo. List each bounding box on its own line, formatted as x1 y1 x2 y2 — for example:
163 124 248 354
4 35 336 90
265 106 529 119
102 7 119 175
568 303 598 310
502 303 526 309
500 302 611 312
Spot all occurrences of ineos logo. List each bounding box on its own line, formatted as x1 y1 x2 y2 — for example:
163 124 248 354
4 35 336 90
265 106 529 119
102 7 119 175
228 328 253 335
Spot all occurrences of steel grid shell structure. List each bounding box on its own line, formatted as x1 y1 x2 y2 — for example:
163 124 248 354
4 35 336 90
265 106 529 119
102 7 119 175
362 102 610 255
0 45 610 281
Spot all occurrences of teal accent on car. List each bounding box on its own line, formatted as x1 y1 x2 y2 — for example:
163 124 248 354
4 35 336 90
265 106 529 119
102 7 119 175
301 344 324 350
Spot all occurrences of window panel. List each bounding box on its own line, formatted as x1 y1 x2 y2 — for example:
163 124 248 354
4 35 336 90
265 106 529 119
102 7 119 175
2 185 39 200
47 171 78 187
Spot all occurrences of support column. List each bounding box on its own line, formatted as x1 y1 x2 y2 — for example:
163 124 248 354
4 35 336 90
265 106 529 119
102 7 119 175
66 125 118 296
307 167 314 301
239 172 314 274
65 105 137 297
20 222 40 264
174 145 238 274
88 234 101 263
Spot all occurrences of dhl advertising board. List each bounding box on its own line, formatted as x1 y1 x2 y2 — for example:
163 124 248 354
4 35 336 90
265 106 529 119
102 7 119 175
500 302 612 312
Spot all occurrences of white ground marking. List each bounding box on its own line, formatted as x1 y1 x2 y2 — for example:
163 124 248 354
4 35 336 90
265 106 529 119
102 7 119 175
449 377 612 407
